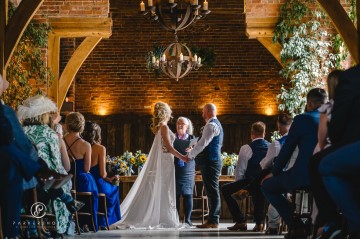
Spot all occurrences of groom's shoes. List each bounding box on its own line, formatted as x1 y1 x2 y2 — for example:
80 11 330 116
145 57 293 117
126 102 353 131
196 222 219 229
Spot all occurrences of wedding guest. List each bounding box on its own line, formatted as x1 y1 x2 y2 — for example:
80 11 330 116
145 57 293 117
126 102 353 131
0 75 71 238
309 70 342 237
82 121 121 228
18 95 77 236
310 65 360 238
173 117 196 227
64 112 99 232
222 121 269 232
50 112 71 172
319 140 360 239
262 88 326 238
185 103 223 229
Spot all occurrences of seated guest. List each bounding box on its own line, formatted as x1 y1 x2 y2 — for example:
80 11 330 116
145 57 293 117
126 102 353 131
17 95 84 236
310 65 360 239
173 117 196 227
0 75 70 238
261 88 326 238
82 121 121 228
222 121 269 232
260 113 293 235
319 141 360 239
64 112 99 232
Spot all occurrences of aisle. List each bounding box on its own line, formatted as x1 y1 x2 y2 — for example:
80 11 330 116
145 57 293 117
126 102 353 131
64 222 285 239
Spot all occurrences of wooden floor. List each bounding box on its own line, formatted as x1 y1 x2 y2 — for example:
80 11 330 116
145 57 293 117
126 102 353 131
64 222 285 239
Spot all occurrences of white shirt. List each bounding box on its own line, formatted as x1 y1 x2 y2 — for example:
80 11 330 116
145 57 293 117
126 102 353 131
188 116 221 159
259 133 289 170
235 138 263 181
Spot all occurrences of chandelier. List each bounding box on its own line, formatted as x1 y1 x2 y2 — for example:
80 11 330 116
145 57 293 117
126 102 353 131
139 0 211 34
139 0 210 81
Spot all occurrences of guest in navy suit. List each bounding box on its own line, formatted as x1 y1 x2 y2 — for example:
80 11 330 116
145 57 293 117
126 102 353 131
310 65 360 239
222 121 269 232
261 88 326 236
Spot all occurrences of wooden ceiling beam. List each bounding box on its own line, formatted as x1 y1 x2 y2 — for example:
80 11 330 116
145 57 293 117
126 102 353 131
49 17 112 38
257 37 283 67
317 0 359 64
4 0 44 68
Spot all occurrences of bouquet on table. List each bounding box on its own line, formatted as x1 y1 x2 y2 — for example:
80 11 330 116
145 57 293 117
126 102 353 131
106 155 129 185
121 151 136 176
134 150 147 174
221 152 238 175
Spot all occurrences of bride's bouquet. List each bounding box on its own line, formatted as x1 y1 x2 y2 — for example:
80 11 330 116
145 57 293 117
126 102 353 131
106 155 129 185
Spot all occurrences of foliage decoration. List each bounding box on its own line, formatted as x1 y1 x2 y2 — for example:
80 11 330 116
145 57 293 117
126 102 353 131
273 0 348 116
2 3 53 109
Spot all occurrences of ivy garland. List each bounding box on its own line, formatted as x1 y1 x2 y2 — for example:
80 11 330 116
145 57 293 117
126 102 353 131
3 3 53 109
273 0 350 116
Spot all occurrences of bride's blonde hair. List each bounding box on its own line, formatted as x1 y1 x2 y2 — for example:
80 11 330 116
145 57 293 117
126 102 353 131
151 102 172 134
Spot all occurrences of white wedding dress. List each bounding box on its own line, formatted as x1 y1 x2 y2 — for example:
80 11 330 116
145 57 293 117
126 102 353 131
112 129 180 229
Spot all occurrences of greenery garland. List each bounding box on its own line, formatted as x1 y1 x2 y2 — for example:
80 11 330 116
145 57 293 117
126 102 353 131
273 0 349 116
3 3 53 109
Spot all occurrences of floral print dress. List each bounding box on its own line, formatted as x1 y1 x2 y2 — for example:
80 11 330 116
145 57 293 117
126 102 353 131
23 125 71 234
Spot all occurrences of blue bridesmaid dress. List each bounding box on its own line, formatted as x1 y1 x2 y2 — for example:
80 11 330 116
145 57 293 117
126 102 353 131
71 160 99 232
90 165 121 226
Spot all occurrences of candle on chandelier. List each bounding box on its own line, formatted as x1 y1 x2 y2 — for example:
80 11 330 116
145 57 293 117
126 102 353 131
162 54 166 61
198 57 201 64
193 0 198 5
156 59 160 66
203 0 208 10
194 54 198 62
179 53 184 61
148 0 153 7
152 56 156 64
140 1 145 11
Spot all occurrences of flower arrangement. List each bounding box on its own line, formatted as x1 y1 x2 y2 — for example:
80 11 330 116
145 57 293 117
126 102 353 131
106 155 129 176
221 152 238 167
134 150 147 167
105 155 129 185
121 151 136 167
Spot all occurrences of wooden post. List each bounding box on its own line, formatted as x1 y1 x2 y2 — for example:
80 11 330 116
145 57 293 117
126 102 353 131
0 0 7 78
358 0 360 60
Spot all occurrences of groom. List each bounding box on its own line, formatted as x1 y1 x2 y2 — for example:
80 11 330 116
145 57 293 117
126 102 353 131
185 103 223 228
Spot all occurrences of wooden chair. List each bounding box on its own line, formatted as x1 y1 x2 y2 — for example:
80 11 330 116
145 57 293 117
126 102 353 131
97 193 110 230
20 188 43 239
191 183 209 224
70 161 96 233
287 188 313 238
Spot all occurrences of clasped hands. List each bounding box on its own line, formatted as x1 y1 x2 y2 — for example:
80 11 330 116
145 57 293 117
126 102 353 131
179 147 193 163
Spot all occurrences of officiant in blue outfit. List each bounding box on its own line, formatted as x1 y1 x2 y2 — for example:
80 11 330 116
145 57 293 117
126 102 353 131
174 117 196 226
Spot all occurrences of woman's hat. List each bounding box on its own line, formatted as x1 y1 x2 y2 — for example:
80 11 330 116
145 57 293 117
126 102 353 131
17 95 57 121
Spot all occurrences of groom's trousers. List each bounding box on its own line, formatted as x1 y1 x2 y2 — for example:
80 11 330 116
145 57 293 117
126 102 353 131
198 159 222 224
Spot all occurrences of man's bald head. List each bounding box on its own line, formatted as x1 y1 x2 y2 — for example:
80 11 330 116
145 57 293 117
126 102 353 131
202 103 217 122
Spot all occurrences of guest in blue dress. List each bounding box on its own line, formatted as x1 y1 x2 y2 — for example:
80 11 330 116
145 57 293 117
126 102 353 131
82 121 121 228
173 117 195 226
64 112 99 232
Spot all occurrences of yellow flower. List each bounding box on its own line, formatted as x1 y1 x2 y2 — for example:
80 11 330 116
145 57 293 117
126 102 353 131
140 155 146 163
130 158 136 165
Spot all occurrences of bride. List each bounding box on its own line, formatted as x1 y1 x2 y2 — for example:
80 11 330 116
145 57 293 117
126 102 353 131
112 102 187 229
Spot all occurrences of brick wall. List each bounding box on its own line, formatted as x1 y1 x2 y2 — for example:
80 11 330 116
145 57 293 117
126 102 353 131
70 0 283 116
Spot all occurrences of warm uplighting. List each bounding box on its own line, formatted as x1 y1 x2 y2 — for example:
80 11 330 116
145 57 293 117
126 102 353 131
98 107 108 116
265 105 274 116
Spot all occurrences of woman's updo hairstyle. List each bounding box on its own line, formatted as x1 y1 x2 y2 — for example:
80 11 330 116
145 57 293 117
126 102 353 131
65 112 85 133
82 121 102 144
151 102 172 134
